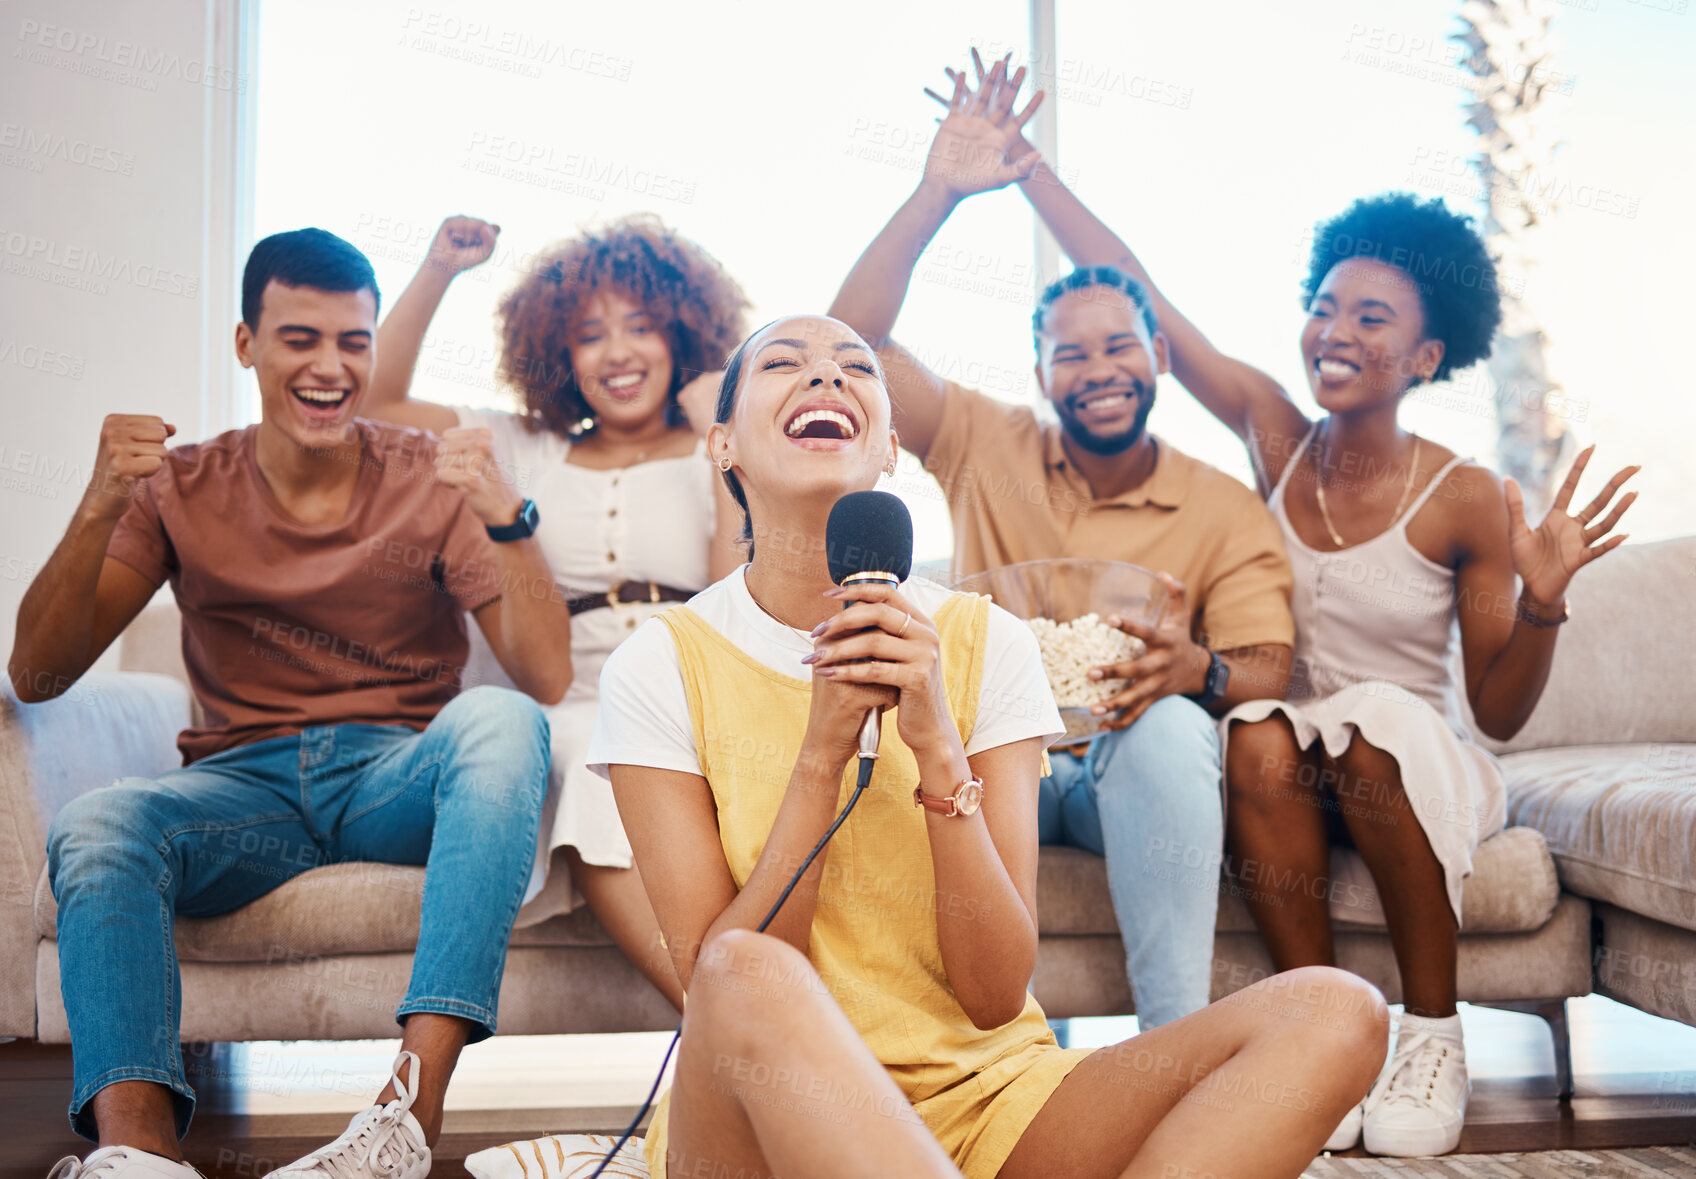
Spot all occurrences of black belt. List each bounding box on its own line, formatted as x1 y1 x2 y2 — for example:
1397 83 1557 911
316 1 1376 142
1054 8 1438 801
566 580 695 617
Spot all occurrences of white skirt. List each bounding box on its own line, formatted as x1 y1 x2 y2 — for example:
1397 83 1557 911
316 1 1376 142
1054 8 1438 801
1222 680 1507 927
464 602 676 929
512 679 634 927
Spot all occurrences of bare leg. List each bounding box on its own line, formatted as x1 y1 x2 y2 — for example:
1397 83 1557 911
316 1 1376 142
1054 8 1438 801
91 1082 182 1160
1001 966 1389 1179
375 1012 471 1145
663 929 960 1179
1328 733 1459 1018
1223 716 1335 969
566 848 686 1011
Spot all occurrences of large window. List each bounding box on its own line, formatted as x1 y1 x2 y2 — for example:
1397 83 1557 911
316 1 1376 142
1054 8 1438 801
256 0 1035 562
1042 0 1693 542
257 0 1695 554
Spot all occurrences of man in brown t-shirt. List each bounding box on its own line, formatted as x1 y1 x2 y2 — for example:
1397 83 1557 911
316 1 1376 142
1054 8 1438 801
829 78 1293 1030
9 229 572 1179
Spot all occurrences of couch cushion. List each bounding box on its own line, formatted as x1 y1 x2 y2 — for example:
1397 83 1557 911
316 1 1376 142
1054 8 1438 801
1504 743 1696 932
1035 826 1559 937
1309 825 1559 933
1032 895 1594 1017
35 822 1563 962
35 944 679 1043
35 859 617 960
1592 903 1696 1027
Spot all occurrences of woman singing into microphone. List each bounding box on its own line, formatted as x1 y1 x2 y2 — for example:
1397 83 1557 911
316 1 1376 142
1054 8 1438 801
584 315 1388 1179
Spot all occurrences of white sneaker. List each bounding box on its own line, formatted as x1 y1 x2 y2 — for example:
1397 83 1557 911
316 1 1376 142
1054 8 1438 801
1362 1013 1469 1157
1321 1102 1363 1151
266 1051 432 1178
45 1147 204 1179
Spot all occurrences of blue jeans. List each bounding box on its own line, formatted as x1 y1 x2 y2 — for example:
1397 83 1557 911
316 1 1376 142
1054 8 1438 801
1039 695 1223 1030
46 685 549 1140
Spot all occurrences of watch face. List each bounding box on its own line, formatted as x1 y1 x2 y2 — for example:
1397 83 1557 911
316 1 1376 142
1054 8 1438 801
1201 653 1228 701
956 780 984 816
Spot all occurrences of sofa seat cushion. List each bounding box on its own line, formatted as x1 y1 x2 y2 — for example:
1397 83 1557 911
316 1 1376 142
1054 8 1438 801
35 820 1562 960
34 860 617 960
1591 903 1696 1027
1035 826 1559 937
1504 743 1696 932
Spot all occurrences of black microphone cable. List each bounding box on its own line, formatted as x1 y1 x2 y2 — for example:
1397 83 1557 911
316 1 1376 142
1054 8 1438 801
588 753 876 1177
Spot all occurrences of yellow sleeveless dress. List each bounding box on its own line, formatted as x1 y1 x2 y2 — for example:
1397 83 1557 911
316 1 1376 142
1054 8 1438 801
642 592 1089 1178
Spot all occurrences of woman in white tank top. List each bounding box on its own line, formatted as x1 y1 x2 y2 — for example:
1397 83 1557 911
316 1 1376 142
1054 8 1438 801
1013 174 1638 1156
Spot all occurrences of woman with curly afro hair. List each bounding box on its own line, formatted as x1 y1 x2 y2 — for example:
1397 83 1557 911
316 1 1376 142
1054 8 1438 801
366 213 753 1011
992 76 1639 1159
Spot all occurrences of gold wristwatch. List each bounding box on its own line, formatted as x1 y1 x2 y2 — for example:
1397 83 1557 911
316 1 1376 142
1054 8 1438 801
914 775 984 817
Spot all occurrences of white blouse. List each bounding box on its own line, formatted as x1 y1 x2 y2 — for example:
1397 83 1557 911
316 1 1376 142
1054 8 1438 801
455 406 719 684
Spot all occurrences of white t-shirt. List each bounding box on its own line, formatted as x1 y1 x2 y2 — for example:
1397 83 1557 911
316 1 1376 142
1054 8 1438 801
587 566 1063 779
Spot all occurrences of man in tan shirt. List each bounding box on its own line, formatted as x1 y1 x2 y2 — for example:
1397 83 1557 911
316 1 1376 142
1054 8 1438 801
830 76 1293 1029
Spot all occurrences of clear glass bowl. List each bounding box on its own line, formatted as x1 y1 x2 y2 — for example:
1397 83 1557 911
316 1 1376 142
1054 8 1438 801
951 559 1168 746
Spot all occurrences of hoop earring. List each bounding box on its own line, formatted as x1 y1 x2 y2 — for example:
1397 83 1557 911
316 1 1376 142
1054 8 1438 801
717 457 734 473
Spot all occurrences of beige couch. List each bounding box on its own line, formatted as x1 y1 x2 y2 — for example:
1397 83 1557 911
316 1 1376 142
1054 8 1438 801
1470 537 1696 1032
4 538 1692 1105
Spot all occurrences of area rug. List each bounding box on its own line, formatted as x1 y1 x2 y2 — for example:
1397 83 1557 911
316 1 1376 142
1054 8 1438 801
1303 1147 1696 1178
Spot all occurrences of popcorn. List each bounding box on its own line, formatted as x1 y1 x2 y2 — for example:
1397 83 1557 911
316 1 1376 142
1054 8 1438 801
1025 613 1145 719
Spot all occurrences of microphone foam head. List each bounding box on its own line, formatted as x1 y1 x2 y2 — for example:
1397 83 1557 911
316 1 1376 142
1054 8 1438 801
826 490 914 585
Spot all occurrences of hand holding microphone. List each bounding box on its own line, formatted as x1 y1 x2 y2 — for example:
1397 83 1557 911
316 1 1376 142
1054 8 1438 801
804 491 955 768
808 581 954 758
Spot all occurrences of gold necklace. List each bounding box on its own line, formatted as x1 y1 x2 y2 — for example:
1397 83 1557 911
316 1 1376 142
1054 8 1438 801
1311 423 1422 549
745 577 818 653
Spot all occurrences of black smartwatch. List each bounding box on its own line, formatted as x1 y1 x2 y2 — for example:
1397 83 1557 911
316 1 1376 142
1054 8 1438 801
486 498 539 542
1192 651 1229 708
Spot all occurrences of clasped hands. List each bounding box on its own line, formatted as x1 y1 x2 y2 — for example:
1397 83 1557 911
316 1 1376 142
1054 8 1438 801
801 582 960 769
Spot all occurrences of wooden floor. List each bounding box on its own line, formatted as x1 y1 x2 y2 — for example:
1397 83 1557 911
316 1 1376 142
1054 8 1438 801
4 998 1694 1177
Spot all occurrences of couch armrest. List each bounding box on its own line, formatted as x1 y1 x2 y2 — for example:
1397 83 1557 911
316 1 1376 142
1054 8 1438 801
0 671 189 1035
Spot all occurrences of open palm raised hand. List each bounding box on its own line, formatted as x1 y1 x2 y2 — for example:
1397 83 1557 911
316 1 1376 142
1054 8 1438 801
920 52 1043 201
1505 445 1640 608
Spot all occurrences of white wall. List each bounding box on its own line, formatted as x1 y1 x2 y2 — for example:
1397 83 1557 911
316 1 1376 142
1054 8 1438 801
0 0 254 663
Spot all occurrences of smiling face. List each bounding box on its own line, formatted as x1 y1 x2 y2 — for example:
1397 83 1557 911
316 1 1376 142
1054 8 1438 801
236 280 377 449
1301 257 1445 413
710 316 898 528
1035 287 1168 456
566 287 676 432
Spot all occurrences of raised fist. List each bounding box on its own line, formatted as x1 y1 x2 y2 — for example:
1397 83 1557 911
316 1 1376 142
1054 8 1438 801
83 414 175 520
424 215 500 275
434 426 523 528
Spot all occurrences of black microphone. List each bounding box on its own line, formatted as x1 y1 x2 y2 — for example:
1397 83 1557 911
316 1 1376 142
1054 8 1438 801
825 490 915 762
